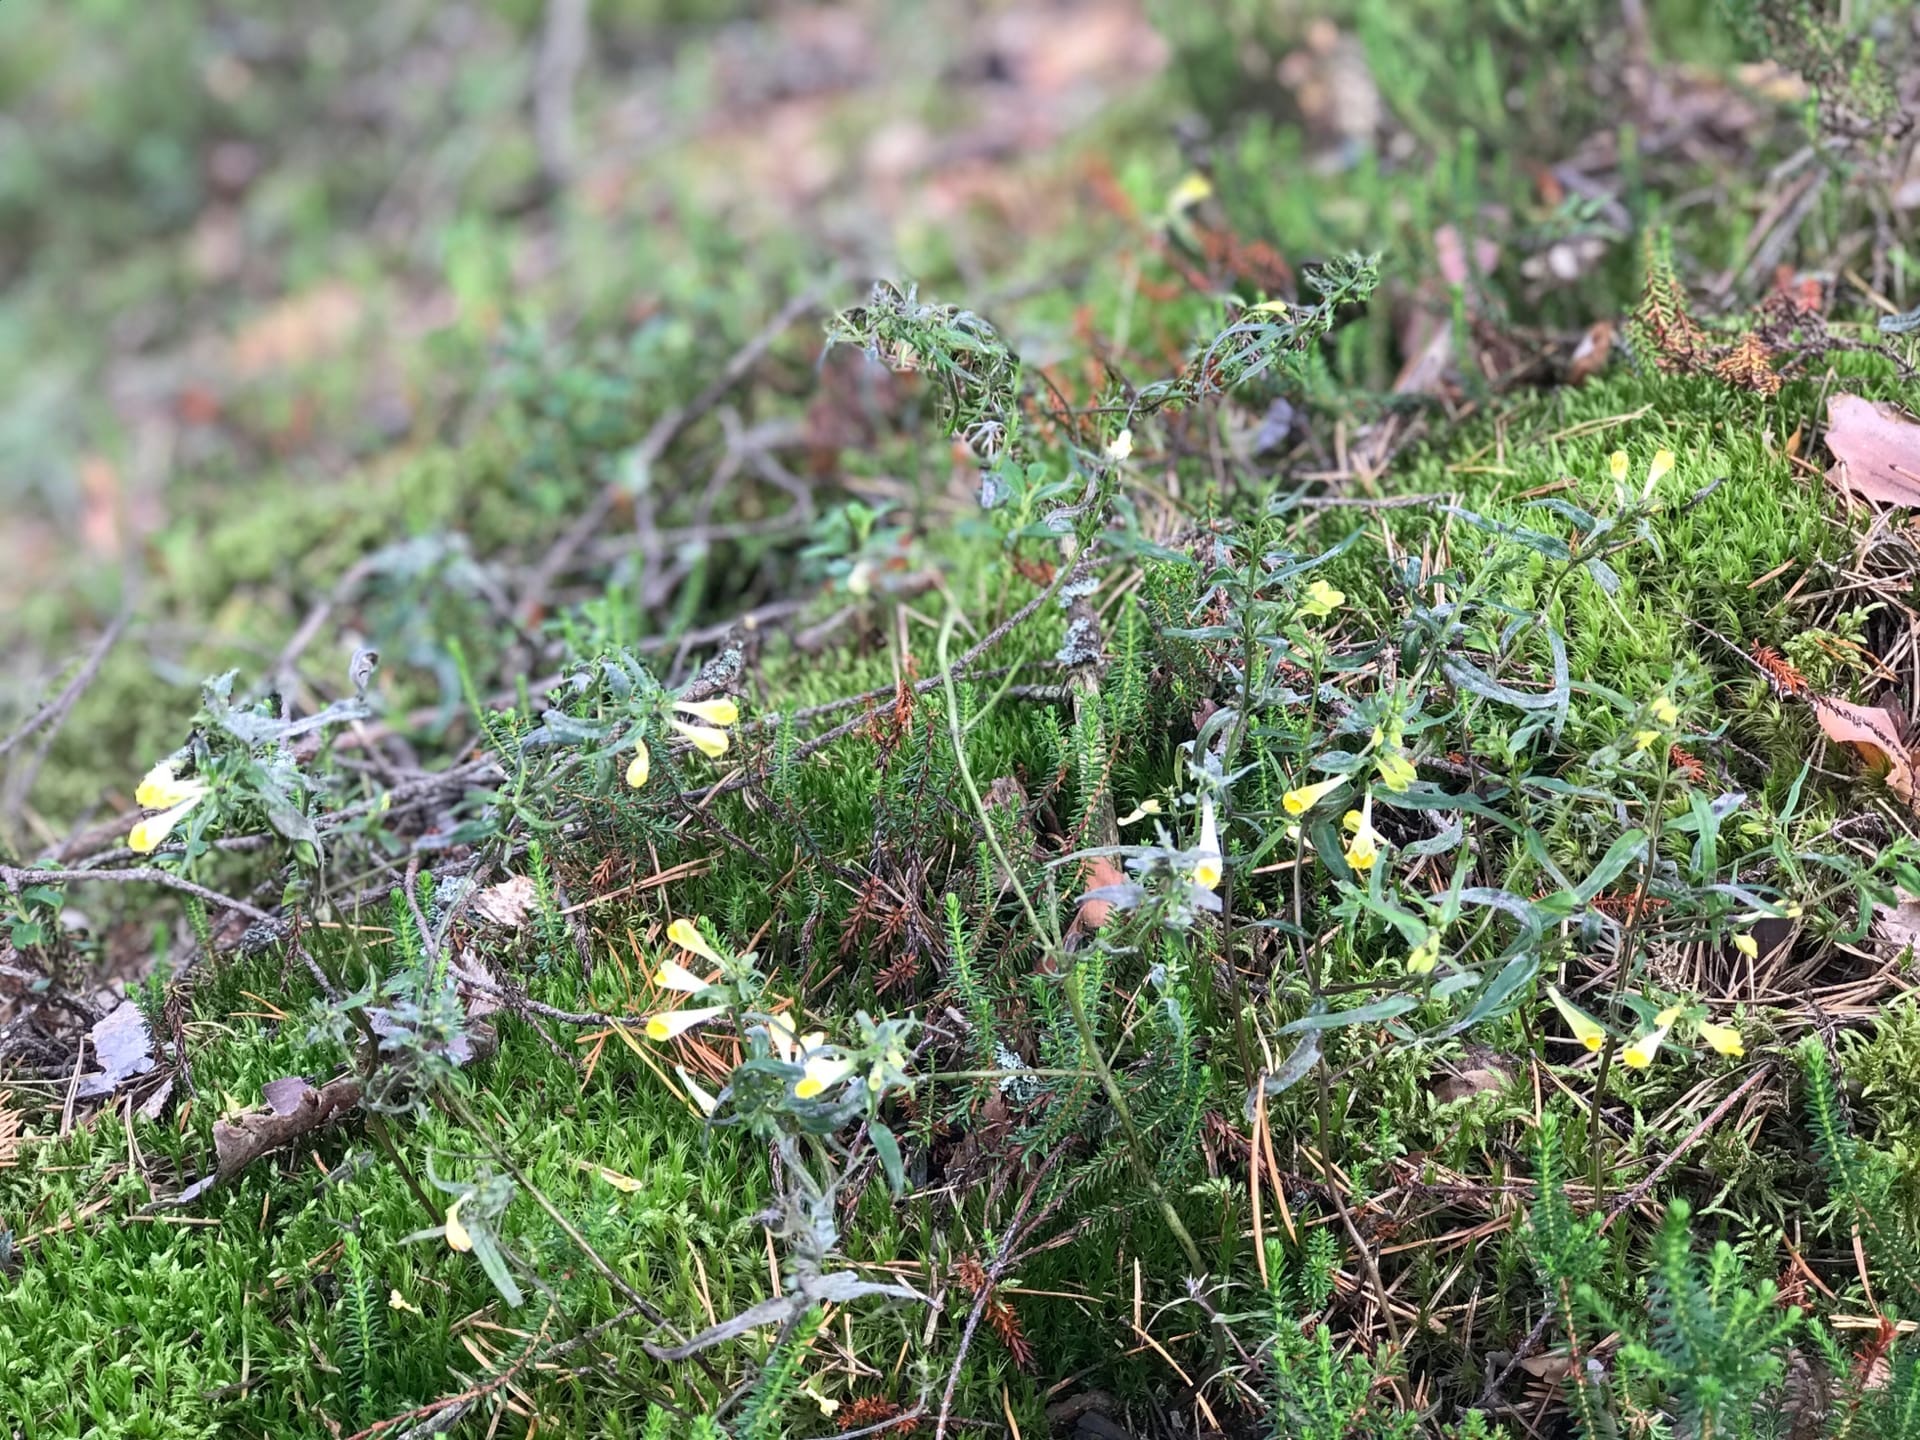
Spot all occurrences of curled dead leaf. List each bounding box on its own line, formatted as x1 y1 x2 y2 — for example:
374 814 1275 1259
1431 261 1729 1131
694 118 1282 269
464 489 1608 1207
1076 856 1129 930
1812 695 1917 807
1825 395 1920 507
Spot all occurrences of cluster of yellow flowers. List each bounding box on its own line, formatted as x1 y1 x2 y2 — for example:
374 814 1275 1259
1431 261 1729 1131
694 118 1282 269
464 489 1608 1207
1609 447 1674 503
625 697 739 789
643 916 894 1113
1547 985 1743 1066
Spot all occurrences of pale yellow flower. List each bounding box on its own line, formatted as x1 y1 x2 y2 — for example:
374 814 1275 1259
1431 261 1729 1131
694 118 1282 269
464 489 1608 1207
667 917 724 966
445 1197 472 1253
388 1289 422 1315
1282 776 1344 817
626 736 651 789
130 798 201 855
1548 986 1609 1053
1375 747 1417 793
674 1064 720 1116
1633 728 1661 752
1609 450 1630 484
1105 428 1133 462
1732 932 1759 960
795 1051 855 1100
1191 795 1223 890
670 720 730 758
1649 694 1680 727
1407 932 1441 975
674 697 739 727
1647 449 1674 486
1623 1010 1681 1070
136 760 206 811
646 1006 725 1042
1300 578 1345 618
1696 1020 1744 1058
1343 795 1381 872
1117 798 1162 825
652 959 709 993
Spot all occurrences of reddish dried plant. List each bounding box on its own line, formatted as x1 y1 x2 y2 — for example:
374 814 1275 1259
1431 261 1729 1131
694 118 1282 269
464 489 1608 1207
839 1397 919 1435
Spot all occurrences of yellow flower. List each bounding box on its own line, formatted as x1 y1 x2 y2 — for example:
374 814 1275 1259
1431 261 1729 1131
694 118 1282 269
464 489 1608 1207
1696 1020 1744 1058
1609 450 1629 483
794 1050 855 1099
129 760 210 853
652 959 709 993
1105 428 1133 462
667 917 724 966
445 1197 473 1253
1191 795 1223 891
1732 932 1759 960
1407 932 1441 975
1623 1011 1680 1069
674 1064 720 1117
1375 747 1417 793
765 1012 826 1066
646 1005 725 1042
1300 578 1345 618
674 697 739 727
1343 795 1381 872
136 760 206 811
1117 799 1162 825
1649 694 1680 727
1167 172 1213 212
1282 776 1344 817
626 736 651 789
670 720 730 758
129 798 202 855
1647 449 1674 486
1548 986 1609 1053
1633 728 1661 752
388 1289 422 1315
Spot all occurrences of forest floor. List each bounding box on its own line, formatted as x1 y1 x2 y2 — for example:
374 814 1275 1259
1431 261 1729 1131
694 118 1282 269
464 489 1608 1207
7 3 1920 1438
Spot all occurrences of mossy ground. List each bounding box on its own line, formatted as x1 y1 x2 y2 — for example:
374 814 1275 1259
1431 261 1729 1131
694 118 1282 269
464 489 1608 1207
6 2 1920 1438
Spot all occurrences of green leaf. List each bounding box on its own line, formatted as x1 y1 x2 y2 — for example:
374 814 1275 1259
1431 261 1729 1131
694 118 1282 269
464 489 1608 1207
468 1231 524 1309
1574 829 1647 904
1279 994 1420 1034
868 1121 906 1196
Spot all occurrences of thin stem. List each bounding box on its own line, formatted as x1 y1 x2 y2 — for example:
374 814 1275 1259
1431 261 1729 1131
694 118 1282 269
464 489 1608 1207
937 606 1207 1277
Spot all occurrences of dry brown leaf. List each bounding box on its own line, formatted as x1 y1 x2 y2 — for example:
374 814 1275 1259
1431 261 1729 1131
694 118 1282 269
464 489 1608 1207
230 281 364 375
1075 856 1129 930
1566 320 1614 386
0 1090 18 1169
1825 395 1920 506
1813 695 1917 805
472 874 538 929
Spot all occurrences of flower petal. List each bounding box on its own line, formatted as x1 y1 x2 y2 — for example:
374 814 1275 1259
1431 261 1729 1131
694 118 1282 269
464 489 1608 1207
673 697 739 727
795 1054 855 1099
652 959 709 993
646 1006 724 1042
1696 1021 1744 1058
1547 986 1609 1052
674 1064 720 1116
667 918 724 966
1282 776 1344 817
1608 450 1630 483
445 1198 473 1253
1622 1023 1671 1069
670 720 730 759
626 737 651 789
1647 448 1674 486
129 797 200 855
